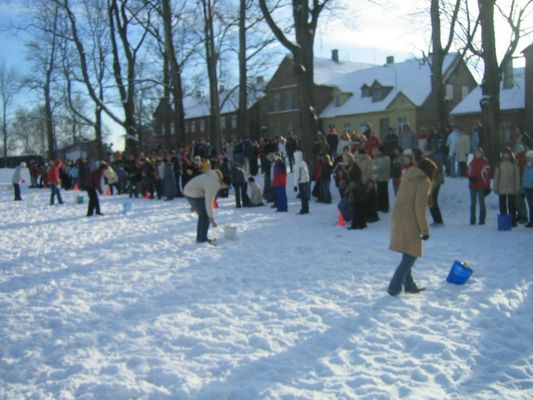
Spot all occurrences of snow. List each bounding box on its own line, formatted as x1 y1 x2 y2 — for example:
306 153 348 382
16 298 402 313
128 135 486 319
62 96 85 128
1 168 533 399
451 68 525 116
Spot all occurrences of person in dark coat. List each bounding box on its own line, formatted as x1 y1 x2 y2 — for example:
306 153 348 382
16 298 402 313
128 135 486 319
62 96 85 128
163 156 177 200
85 162 109 216
231 163 250 208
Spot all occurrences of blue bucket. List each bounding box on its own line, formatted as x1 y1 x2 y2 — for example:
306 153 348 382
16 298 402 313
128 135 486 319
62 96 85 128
498 214 512 231
447 260 473 285
122 202 133 214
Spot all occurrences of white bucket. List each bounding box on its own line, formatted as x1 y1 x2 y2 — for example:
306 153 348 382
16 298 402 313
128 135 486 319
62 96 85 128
223 225 237 240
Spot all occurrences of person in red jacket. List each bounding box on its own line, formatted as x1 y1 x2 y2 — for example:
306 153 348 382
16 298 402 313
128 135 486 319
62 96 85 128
47 160 64 205
272 154 288 212
85 162 109 216
468 147 492 225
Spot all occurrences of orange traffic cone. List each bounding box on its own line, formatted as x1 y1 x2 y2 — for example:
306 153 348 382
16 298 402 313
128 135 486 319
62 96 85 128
73 183 79 192
338 210 346 228
105 186 111 196
145 191 150 200
213 198 218 209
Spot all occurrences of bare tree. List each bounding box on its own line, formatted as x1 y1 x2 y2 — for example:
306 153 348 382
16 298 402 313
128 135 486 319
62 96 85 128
428 0 462 138
0 61 21 163
237 0 276 139
259 0 333 162
462 0 533 164
23 1 64 160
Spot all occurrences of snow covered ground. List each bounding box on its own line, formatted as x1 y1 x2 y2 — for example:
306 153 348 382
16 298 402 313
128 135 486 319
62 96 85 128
1 168 532 400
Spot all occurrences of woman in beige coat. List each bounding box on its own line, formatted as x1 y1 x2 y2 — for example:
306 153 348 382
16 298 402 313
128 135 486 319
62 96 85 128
387 159 436 296
494 147 521 226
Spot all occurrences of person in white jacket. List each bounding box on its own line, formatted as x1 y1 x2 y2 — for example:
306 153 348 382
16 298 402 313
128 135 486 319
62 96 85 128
183 169 230 244
11 162 26 201
292 150 310 214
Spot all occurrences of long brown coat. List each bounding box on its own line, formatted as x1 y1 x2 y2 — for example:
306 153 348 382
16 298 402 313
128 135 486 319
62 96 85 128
389 167 431 258
494 160 520 195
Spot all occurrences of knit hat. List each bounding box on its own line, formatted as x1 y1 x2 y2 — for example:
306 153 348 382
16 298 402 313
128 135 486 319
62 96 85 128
20 162 27 168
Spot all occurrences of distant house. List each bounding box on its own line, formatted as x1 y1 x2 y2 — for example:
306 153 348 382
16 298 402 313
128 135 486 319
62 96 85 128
264 50 374 138
320 54 477 138
451 66 525 146
451 42 533 147
57 139 112 162
151 80 267 151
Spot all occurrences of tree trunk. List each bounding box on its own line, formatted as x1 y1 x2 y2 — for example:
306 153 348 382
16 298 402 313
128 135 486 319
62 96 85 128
44 84 56 160
238 0 248 139
478 0 501 166
202 0 222 150
2 102 7 164
161 0 186 148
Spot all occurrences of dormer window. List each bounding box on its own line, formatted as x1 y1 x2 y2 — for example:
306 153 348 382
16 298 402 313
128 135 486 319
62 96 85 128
361 85 371 98
335 95 342 107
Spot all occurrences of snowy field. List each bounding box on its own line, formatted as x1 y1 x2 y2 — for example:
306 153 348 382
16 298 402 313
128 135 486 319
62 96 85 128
1 168 532 400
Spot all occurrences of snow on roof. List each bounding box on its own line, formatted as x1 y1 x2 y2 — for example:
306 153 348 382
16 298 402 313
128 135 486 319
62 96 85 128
451 68 525 115
320 54 458 119
183 84 266 119
313 57 375 86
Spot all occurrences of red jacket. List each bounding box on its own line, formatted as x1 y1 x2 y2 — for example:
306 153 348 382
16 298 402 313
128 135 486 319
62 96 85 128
468 158 491 190
272 160 287 188
47 160 63 185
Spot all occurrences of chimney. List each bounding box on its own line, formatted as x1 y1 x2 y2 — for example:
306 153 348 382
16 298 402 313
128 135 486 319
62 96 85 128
386 56 394 64
502 58 514 89
331 49 339 63
256 76 264 84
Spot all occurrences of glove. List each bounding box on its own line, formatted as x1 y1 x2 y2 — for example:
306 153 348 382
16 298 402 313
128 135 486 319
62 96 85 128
421 234 429 241
294 186 298 192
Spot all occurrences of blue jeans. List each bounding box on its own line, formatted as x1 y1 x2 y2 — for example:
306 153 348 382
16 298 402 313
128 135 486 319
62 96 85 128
388 253 418 294
298 182 310 213
186 196 210 242
50 184 63 205
470 189 486 224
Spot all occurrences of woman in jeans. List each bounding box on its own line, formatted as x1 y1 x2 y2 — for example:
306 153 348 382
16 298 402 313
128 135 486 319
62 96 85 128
387 158 436 296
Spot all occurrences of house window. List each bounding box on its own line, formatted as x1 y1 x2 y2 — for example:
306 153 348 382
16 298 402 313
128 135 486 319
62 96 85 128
343 121 352 132
462 86 469 99
500 121 512 145
221 116 226 130
335 95 342 107
231 114 237 129
273 93 281 112
286 91 293 110
199 119 205 132
397 117 407 133
446 84 454 100
185 122 190 134
274 124 282 136
361 86 371 98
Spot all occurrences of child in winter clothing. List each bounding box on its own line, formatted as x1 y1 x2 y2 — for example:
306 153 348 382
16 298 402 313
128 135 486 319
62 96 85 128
468 148 492 225
272 155 288 212
293 150 310 214
11 162 26 201
522 151 533 227
85 162 109 216
248 177 264 207
47 160 64 205
494 147 521 226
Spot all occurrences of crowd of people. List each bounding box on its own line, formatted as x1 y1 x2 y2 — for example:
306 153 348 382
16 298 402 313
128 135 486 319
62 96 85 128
8 123 533 294
9 123 533 229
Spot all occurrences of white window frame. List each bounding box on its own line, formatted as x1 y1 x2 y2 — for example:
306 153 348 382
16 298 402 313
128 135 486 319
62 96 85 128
199 119 205 133
446 84 454 100
231 114 237 129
